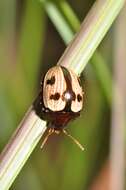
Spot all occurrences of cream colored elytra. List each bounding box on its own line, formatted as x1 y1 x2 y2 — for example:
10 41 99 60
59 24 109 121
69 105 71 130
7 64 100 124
43 66 66 111
69 69 83 112
43 66 83 112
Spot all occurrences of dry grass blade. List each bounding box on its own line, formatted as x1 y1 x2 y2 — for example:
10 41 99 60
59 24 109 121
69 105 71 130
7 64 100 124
110 5 126 190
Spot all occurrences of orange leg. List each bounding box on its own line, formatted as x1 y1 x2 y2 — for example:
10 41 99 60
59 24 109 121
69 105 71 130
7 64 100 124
40 128 54 149
62 129 84 151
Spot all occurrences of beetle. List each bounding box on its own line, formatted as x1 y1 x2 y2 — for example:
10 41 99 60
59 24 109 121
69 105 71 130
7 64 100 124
34 65 84 150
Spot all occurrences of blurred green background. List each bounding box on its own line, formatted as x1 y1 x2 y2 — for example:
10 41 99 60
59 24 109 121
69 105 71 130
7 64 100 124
0 0 119 190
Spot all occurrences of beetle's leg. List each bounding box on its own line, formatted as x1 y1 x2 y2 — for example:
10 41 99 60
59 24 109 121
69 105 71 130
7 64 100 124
40 128 54 149
62 129 84 151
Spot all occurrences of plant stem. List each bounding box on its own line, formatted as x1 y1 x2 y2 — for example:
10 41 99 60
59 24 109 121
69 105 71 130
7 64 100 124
0 0 125 189
0 107 47 190
57 0 125 75
40 0 74 43
110 5 126 190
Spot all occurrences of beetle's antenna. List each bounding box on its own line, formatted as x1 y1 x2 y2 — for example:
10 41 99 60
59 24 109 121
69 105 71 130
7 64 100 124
63 129 84 151
40 129 54 149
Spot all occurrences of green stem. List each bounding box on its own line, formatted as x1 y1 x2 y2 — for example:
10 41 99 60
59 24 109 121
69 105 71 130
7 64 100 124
57 0 124 75
0 107 47 190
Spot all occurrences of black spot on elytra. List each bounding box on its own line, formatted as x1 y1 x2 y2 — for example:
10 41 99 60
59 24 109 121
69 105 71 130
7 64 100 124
77 94 82 102
50 93 60 100
46 76 55 85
